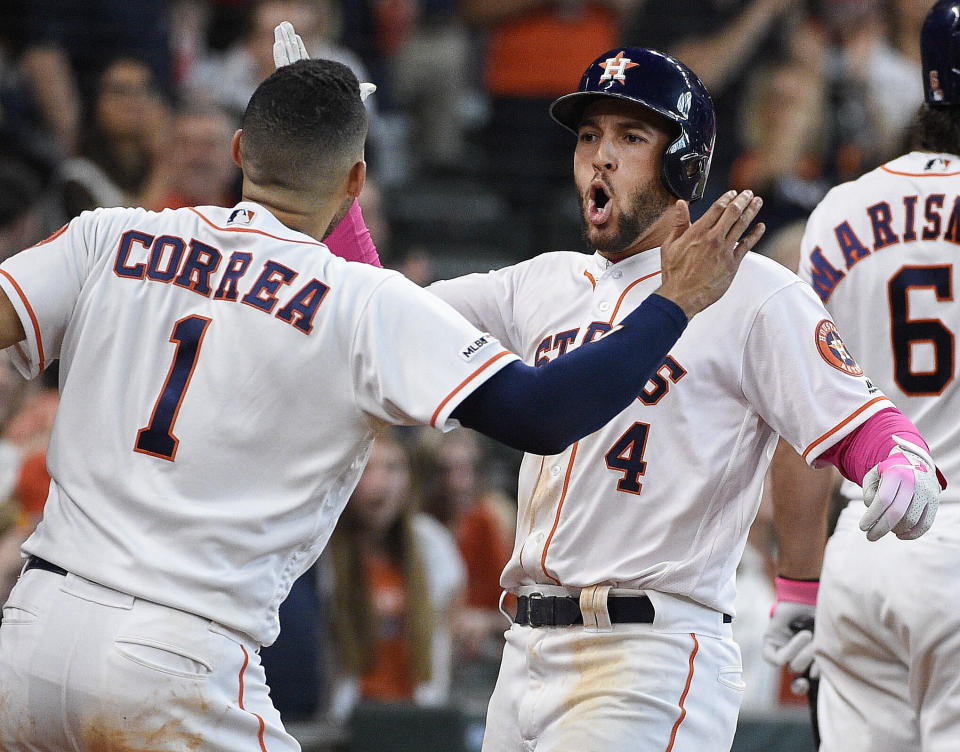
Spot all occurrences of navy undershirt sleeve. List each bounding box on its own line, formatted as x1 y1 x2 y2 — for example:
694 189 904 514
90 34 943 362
451 294 688 455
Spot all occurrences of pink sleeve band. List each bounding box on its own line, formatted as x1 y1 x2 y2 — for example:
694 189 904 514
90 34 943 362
774 576 819 606
323 199 382 267
816 407 927 484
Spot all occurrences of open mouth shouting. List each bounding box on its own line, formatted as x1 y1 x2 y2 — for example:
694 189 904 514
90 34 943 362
587 180 613 226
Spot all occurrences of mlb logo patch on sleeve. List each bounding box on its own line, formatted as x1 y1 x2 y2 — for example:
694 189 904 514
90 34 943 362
459 334 497 363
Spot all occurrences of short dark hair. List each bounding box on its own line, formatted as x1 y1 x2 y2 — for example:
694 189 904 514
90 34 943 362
911 102 960 155
240 59 367 192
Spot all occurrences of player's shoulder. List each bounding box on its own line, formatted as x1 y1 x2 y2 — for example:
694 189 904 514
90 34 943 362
810 151 960 221
736 251 799 290
504 250 590 275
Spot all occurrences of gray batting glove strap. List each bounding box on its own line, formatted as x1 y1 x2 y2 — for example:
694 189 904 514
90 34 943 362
860 435 941 542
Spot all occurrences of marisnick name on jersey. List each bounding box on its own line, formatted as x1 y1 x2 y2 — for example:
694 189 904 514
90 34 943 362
807 191 960 302
112 229 328 334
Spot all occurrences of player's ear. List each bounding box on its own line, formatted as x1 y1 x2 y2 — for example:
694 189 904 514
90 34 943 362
346 160 366 199
230 129 244 168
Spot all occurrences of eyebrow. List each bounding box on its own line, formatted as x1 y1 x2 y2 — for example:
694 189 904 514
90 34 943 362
578 116 659 133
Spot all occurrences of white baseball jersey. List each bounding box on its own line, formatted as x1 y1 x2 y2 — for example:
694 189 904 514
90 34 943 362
430 250 892 617
799 151 960 751
799 150 960 505
0 201 517 645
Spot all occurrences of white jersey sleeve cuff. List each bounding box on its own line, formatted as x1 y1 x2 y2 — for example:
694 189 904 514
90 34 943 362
0 269 44 379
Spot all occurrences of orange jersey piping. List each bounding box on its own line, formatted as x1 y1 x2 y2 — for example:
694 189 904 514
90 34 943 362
608 270 661 324
881 165 960 177
802 396 889 461
430 350 514 427
540 442 579 585
0 269 45 371
189 207 324 246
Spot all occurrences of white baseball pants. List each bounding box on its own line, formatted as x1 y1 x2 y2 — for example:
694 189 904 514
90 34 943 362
816 503 960 752
482 589 745 752
0 566 301 752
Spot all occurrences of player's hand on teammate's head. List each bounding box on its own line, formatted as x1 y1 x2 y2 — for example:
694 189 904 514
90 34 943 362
656 189 765 319
273 22 376 101
860 435 944 541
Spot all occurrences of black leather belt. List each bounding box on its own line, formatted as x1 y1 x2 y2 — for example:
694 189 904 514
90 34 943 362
514 593 732 627
515 593 655 627
23 556 68 577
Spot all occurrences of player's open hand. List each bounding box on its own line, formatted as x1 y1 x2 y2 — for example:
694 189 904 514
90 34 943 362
860 435 944 541
657 190 764 319
273 22 377 101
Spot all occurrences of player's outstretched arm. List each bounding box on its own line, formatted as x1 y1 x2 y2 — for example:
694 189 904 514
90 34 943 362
763 438 834 690
452 294 689 456
656 190 764 319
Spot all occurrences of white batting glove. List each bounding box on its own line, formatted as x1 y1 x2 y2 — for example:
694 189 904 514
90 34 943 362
763 577 819 695
273 21 308 67
860 435 942 541
273 21 377 102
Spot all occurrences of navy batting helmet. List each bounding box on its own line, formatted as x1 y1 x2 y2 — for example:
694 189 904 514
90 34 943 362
549 47 716 202
922 0 960 106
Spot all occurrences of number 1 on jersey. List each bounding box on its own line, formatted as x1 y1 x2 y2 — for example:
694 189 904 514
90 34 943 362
135 315 212 461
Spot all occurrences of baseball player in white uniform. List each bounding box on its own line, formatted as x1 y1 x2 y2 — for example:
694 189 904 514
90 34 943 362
271 26 944 750
764 3 960 750
0 57 764 750
425 49 946 752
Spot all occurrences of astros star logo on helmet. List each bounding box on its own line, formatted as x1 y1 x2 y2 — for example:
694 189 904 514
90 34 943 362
599 52 639 83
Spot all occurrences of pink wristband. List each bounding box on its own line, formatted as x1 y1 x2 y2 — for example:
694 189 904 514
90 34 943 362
774 576 819 606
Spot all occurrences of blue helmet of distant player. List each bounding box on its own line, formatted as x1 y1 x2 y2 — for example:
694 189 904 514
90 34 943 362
549 47 716 202
922 0 960 106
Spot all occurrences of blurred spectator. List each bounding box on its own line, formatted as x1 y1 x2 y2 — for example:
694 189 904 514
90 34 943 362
323 429 465 718
186 1 377 117
811 0 921 175
0 159 45 263
624 0 794 207
460 1 641 250
19 0 173 102
374 0 474 174
729 46 833 236
887 0 930 67
140 102 241 210
55 57 172 218
4 0 174 164
414 430 515 658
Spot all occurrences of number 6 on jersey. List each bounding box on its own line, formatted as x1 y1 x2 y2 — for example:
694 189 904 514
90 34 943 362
135 315 212 461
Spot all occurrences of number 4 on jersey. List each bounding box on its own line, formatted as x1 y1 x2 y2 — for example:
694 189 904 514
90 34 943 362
135 315 211 461
605 422 650 494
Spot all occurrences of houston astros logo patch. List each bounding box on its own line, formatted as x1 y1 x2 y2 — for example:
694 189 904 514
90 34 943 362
815 319 863 375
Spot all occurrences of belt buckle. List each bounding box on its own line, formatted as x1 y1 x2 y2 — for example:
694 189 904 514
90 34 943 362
527 591 547 628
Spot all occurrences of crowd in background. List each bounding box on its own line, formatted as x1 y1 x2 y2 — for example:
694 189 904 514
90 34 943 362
0 0 933 731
